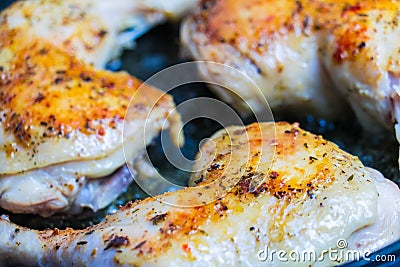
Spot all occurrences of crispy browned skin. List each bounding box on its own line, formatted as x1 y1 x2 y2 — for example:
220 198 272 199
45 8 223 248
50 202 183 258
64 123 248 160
196 0 399 65
0 27 178 175
0 36 158 147
0 3 182 215
0 34 169 147
183 0 400 134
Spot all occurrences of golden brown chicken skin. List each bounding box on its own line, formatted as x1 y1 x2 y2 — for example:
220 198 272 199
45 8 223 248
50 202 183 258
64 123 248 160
0 31 177 173
195 0 397 62
0 14 182 216
182 0 400 131
1 0 197 68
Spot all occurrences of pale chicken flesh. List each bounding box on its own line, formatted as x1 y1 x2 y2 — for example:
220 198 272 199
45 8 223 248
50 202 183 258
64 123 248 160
0 122 399 266
0 1 187 216
181 0 400 133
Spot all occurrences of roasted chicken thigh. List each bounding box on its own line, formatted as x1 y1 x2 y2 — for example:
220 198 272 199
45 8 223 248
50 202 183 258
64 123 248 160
0 0 187 216
0 122 399 266
181 0 400 133
2 0 197 68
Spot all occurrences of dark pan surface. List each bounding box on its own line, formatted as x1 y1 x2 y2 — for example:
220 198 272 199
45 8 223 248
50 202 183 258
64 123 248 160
0 1 399 265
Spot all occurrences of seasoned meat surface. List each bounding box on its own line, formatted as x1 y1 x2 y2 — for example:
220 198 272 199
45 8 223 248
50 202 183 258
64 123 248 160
182 0 400 132
0 122 398 266
0 0 186 216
